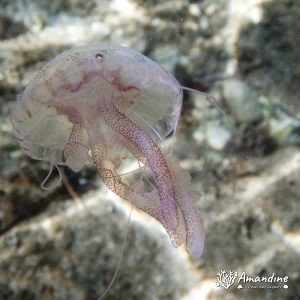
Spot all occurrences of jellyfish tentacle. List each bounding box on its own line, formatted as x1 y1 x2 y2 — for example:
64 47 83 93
114 166 145 178
181 86 229 119
40 161 63 191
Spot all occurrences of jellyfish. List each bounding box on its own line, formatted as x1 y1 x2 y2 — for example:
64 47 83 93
11 44 206 259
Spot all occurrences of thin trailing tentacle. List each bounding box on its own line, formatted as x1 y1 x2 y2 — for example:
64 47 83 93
97 195 135 300
40 162 62 190
114 165 145 178
60 169 94 216
181 86 229 119
131 161 147 189
168 117 179 156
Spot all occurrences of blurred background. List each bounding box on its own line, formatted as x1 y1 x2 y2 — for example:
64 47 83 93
0 0 299 299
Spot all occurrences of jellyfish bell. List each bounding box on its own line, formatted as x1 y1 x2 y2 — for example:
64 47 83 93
11 44 183 175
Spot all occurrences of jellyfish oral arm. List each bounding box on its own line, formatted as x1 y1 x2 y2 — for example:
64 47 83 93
99 102 179 232
89 102 205 258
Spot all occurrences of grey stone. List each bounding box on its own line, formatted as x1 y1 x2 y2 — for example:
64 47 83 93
222 79 262 123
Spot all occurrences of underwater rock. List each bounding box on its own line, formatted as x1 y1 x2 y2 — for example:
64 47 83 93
0 191 190 300
236 0 300 117
205 122 232 150
222 79 262 123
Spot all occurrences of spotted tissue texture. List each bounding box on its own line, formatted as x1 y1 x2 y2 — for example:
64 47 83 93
11 44 205 258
